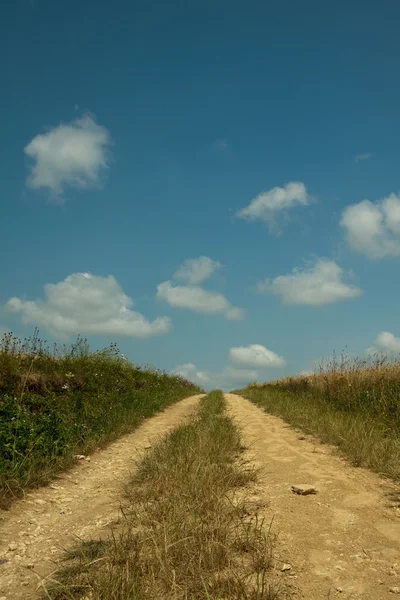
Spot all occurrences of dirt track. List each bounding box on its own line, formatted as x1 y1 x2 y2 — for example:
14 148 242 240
0 394 202 599
226 393 400 599
1 392 400 599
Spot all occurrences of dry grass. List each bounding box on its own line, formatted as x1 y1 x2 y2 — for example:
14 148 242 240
0 330 201 509
44 391 280 600
237 353 400 480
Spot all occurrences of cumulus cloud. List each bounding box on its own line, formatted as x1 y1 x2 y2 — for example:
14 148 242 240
229 344 286 368
157 256 245 321
172 363 258 390
340 194 400 259
174 344 286 390
236 181 310 229
366 331 400 355
174 256 222 285
24 115 111 199
257 258 362 306
354 152 372 163
6 273 172 338
156 281 245 320
173 363 210 384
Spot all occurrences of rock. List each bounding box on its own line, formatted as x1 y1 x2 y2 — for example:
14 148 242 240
8 542 18 551
74 454 86 460
281 563 292 571
291 484 318 495
0 558 9 565
25 562 35 569
336 587 343 593
85 457 91 462
390 587 400 595
298 435 306 440
144 443 152 450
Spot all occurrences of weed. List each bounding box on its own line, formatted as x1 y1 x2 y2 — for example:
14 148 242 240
45 391 279 600
237 353 400 480
0 330 201 509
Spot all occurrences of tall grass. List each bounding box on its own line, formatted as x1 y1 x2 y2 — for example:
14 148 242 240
45 391 279 600
0 329 201 509
237 353 400 480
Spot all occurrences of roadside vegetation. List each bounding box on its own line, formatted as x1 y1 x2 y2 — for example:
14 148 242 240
45 391 279 600
0 329 201 509
237 353 400 480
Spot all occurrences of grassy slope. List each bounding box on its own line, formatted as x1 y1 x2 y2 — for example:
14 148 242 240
0 331 201 508
46 391 279 600
236 357 400 480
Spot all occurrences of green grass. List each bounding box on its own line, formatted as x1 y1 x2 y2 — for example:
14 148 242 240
45 391 279 600
236 354 400 480
0 329 202 509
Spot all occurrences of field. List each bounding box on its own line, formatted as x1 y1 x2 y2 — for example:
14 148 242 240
0 330 201 509
237 353 400 480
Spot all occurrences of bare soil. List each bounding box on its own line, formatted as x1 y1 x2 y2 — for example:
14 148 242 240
226 393 400 600
1 392 400 600
0 394 203 599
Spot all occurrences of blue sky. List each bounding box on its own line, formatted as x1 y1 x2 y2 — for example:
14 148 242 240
1 0 400 390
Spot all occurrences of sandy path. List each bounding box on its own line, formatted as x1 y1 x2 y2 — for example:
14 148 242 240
0 394 203 599
226 393 400 600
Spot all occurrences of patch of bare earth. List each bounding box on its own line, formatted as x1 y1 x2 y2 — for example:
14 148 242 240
226 393 400 600
0 394 203 599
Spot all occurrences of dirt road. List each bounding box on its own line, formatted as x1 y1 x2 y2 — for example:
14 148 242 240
0 394 203 599
1 392 400 600
226 393 400 599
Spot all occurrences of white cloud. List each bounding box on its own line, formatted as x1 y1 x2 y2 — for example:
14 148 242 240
225 307 246 321
172 363 258 391
157 256 245 321
173 363 210 385
174 256 222 285
7 273 172 338
229 344 286 368
156 281 245 320
174 344 286 391
354 152 372 163
257 258 362 306
236 181 310 228
24 115 111 199
366 331 400 355
341 194 400 259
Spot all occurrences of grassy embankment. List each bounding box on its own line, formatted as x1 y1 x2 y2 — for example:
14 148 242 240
45 391 279 600
0 330 201 509
237 353 400 480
